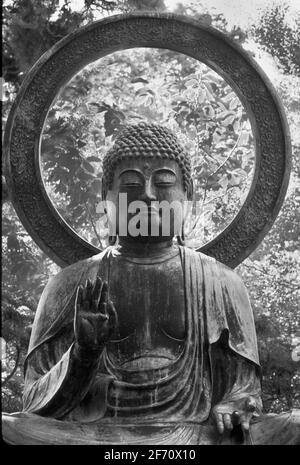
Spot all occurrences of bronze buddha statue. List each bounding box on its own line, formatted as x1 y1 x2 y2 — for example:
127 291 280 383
2 123 299 445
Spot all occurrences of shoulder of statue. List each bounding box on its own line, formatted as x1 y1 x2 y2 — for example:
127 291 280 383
49 250 110 287
27 252 109 355
36 251 110 318
211 256 246 287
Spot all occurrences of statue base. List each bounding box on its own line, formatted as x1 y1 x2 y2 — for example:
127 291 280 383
2 410 300 445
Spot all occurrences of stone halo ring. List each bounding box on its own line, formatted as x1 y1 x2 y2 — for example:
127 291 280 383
4 13 291 268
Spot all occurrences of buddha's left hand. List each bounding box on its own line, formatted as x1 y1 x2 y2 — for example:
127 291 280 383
212 396 258 435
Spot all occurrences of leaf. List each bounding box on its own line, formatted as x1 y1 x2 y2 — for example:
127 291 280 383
291 346 300 362
184 73 198 80
104 109 125 137
82 160 95 173
76 168 94 182
216 110 231 120
88 102 110 113
131 77 149 84
233 119 240 133
232 168 247 178
203 105 215 118
184 78 198 88
68 158 81 174
87 156 101 163
238 131 250 146
137 94 153 107
91 179 102 193
7 234 20 250
213 130 223 144
59 157 75 170
222 114 236 126
72 205 84 216
228 172 241 186
222 91 236 103
67 147 81 159
229 97 239 110
218 175 229 189
198 88 206 104
77 139 86 148
203 83 215 101
55 182 68 195
204 72 222 84
135 87 155 96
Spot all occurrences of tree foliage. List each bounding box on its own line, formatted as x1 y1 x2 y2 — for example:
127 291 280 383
250 3 300 76
41 48 254 248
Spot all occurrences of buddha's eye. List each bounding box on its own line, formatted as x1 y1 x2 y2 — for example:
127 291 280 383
154 170 177 187
119 171 143 187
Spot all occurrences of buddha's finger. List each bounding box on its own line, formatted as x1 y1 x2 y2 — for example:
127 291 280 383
99 281 108 306
75 285 83 308
214 412 224 434
81 281 86 301
223 413 233 430
74 286 83 335
91 276 102 311
240 413 250 432
107 301 118 333
98 302 107 316
98 283 108 314
85 279 93 302
74 286 83 327
81 280 91 311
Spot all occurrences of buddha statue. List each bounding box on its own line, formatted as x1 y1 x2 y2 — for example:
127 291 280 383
2 123 299 445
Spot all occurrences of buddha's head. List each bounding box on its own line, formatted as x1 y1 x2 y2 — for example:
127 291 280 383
102 122 193 244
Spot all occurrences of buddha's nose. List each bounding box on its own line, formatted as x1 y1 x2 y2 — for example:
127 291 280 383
140 179 157 202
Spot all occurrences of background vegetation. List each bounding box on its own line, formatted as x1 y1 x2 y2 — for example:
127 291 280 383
2 0 300 414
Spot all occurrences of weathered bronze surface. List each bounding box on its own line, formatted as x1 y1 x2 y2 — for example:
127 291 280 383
2 13 298 445
4 13 291 268
2 123 299 445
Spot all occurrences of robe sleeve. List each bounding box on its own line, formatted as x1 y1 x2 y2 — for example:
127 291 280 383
201 253 260 366
23 325 100 418
181 247 262 416
210 331 262 415
200 252 262 411
22 257 105 419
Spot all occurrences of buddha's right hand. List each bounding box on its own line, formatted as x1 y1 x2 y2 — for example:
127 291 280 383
74 276 117 357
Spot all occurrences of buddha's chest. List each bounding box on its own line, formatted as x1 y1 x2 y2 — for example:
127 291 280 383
106 253 186 362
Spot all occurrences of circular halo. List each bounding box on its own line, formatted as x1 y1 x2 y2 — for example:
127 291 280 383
4 13 291 268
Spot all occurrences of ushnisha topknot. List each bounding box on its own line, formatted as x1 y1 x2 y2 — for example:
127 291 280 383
102 122 193 198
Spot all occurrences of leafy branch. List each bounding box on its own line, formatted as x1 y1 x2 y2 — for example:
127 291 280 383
242 262 300 291
207 130 243 180
2 345 20 387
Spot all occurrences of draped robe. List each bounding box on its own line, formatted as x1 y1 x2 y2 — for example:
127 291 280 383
5 246 298 445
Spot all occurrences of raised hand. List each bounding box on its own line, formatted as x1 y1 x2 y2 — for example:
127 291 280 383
74 276 117 355
212 396 258 436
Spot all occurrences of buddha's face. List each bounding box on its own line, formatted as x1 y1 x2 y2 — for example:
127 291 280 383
106 157 188 243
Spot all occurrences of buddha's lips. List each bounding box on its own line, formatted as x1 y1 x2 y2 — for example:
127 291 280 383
107 349 183 371
118 355 176 371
